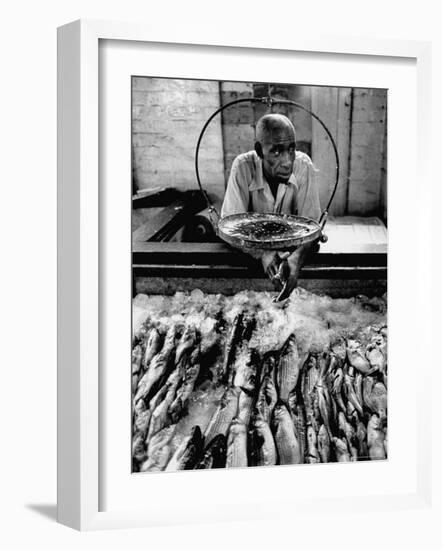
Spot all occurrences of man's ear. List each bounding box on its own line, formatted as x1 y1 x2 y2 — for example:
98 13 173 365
255 142 263 159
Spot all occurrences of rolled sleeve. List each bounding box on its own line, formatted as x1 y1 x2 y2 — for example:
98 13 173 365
221 156 250 218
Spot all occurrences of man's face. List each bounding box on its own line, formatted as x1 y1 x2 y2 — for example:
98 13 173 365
260 126 296 184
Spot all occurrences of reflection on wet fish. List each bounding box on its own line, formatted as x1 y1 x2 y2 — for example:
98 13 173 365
272 402 302 465
204 388 239 444
276 334 302 403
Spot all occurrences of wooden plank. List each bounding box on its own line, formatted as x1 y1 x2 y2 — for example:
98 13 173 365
132 241 387 268
134 275 386 299
133 264 386 280
311 87 352 216
347 89 387 215
132 190 206 242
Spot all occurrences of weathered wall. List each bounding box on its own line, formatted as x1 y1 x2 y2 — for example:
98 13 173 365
132 77 225 200
132 78 387 220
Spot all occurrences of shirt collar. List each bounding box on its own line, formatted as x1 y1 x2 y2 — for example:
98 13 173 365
249 155 297 191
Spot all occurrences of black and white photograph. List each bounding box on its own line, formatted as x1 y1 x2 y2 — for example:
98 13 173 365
131 77 388 473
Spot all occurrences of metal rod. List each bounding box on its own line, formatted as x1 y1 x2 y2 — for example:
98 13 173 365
195 96 340 229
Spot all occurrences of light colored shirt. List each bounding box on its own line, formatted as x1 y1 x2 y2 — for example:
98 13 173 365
221 150 321 221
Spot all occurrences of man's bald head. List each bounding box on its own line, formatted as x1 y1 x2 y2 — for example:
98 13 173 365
255 114 296 145
254 114 297 185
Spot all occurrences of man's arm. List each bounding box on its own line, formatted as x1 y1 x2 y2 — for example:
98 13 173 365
221 156 282 283
274 155 321 301
274 244 310 301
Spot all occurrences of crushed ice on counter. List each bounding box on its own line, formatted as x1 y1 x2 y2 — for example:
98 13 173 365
132 289 387 355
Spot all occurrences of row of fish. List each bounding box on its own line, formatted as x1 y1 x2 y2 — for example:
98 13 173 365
132 304 387 472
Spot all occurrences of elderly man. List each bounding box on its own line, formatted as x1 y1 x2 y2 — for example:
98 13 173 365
221 113 321 299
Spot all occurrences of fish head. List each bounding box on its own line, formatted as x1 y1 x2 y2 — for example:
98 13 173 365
368 414 381 430
272 401 289 421
147 327 161 348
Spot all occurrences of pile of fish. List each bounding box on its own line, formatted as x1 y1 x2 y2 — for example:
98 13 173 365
132 291 387 472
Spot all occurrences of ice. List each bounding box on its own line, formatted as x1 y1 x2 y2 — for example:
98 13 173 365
133 289 387 356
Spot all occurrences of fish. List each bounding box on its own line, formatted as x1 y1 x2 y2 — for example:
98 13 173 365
195 434 227 469
332 367 347 414
221 312 244 385
272 402 302 465
134 409 152 438
132 432 146 464
233 347 260 395
132 374 139 393
317 352 330 380
204 387 239 443
333 436 351 462
316 383 333 439
362 376 375 407
248 411 277 467
238 390 255 426
148 382 170 414
147 423 177 457
290 400 307 463
356 420 368 459
367 414 386 460
317 424 331 463
363 378 387 421
346 340 375 375
166 426 204 471
370 382 388 422
354 373 364 410
134 325 177 403
276 334 302 403
306 425 320 464
147 366 182 439
343 372 364 417
226 418 248 468
256 371 278 424
338 412 357 459
140 445 171 472
366 344 386 373
142 327 162 370
312 389 321 428
132 344 143 375
169 347 201 422
175 324 198 365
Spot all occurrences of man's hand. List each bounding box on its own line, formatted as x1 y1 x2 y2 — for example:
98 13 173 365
274 246 308 302
261 251 284 290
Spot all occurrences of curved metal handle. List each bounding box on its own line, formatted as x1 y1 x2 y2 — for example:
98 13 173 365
194 96 340 231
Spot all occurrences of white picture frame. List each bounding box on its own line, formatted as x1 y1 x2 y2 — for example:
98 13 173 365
57 19 432 531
